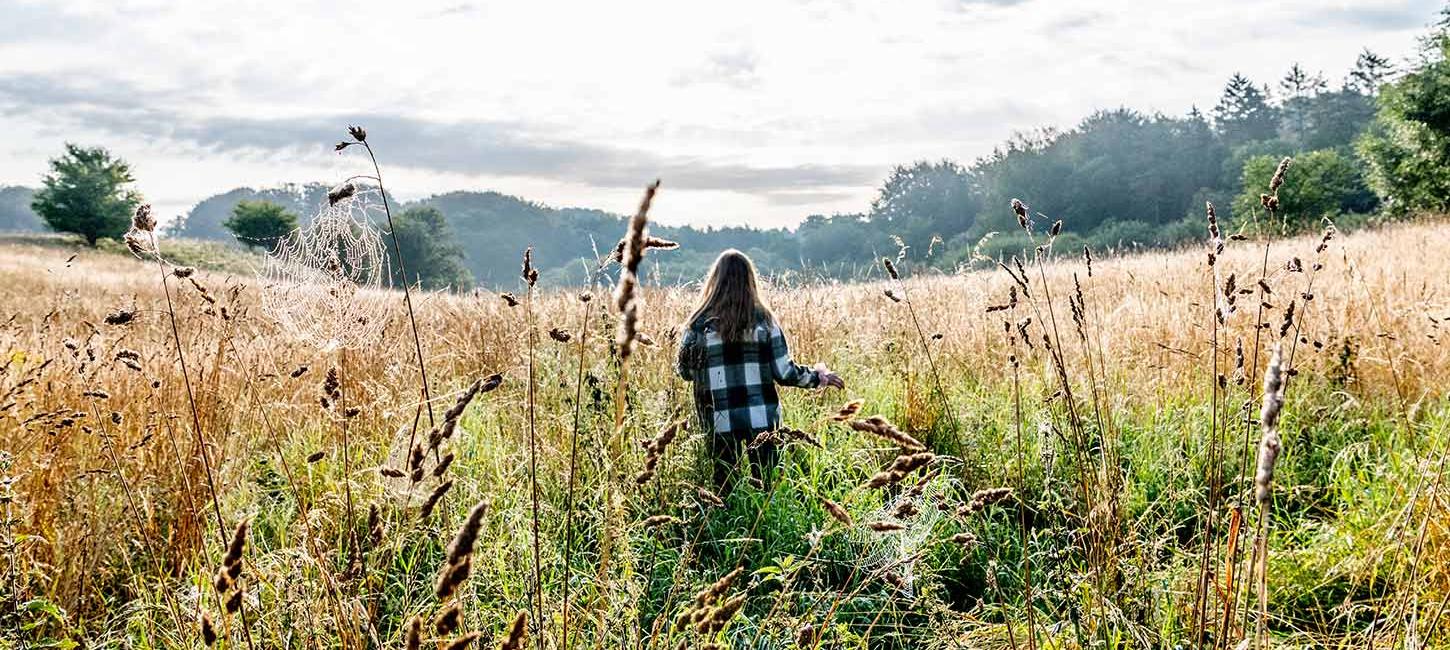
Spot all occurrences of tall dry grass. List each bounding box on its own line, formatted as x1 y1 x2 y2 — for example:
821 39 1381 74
1 188 1448 648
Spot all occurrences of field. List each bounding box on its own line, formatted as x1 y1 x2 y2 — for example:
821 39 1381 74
1 199 1448 649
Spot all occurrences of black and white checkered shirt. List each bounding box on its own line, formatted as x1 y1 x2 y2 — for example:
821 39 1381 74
676 315 820 435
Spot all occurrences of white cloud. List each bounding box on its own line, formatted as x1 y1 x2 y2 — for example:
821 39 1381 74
0 0 1440 229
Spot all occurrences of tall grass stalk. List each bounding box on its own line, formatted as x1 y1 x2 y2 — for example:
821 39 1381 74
1229 204 1278 644
523 248 544 641
1195 201 1226 647
882 258 959 437
340 127 437 444
560 287 594 650
1010 349 1038 650
135 215 255 650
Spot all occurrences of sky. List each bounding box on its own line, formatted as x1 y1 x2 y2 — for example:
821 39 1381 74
0 0 1442 230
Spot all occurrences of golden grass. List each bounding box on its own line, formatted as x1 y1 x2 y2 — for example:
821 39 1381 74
1 216 1447 646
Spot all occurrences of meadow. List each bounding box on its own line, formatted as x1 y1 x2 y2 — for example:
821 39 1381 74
1 173 1448 649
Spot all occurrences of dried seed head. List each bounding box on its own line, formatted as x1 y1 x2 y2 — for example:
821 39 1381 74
500 292 520 307
609 235 680 262
420 480 454 520
104 306 137 326
966 487 1015 513
500 610 528 650
796 624 817 647
327 182 357 206
1260 344 1285 433
820 497 853 527
201 613 217 646
521 247 539 287
447 500 489 563
434 555 472 601
951 532 978 546
1269 157 1292 194
404 616 422 650
433 603 462 636
868 521 907 532
882 257 899 280
831 398 863 421
367 504 383 548
224 519 249 569
347 124 367 142
643 514 682 528
846 415 925 451
213 567 232 594
549 327 571 343
433 452 455 478
1011 198 1029 231
441 632 479 650
132 204 156 232
696 487 725 509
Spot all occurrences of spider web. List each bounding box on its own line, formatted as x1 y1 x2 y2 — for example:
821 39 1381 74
259 190 394 351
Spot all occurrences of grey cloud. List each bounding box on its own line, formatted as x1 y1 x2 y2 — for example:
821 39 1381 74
1292 1 1442 32
0 73 877 196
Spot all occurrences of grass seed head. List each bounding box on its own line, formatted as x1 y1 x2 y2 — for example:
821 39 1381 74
434 602 462 636
500 610 528 650
821 497 853 527
447 500 489 563
420 480 454 520
434 555 472 601
405 616 422 650
441 632 479 650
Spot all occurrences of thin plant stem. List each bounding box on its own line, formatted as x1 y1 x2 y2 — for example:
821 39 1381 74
148 232 227 545
560 293 594 650
360 141 436 441
525 277 544 642
1011 353 1039 650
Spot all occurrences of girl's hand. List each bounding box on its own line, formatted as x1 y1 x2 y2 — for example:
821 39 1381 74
814 363 845 390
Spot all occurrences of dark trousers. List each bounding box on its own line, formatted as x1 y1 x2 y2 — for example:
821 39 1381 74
711 429 778 496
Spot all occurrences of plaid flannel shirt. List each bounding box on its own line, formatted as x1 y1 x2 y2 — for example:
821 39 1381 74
675 314 820 435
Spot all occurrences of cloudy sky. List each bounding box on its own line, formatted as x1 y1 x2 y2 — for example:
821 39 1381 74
0 0 1441 229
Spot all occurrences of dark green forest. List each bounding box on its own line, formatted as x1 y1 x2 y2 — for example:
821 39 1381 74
5 10 1450 289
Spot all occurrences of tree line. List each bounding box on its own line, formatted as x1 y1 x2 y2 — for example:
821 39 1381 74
5 8 1447 289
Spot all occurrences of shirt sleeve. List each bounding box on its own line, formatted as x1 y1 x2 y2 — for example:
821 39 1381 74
767 322 820 388
675 326 700 381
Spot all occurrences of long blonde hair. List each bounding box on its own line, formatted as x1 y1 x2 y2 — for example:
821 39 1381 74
685 249 775 341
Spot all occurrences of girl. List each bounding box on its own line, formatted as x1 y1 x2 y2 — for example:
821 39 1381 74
675 249 844 492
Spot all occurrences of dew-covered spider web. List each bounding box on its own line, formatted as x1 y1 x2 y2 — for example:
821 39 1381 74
260 189 395 351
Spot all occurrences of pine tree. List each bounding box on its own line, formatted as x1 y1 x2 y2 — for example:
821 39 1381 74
1213 73 1279 146
1346 49 1395 94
